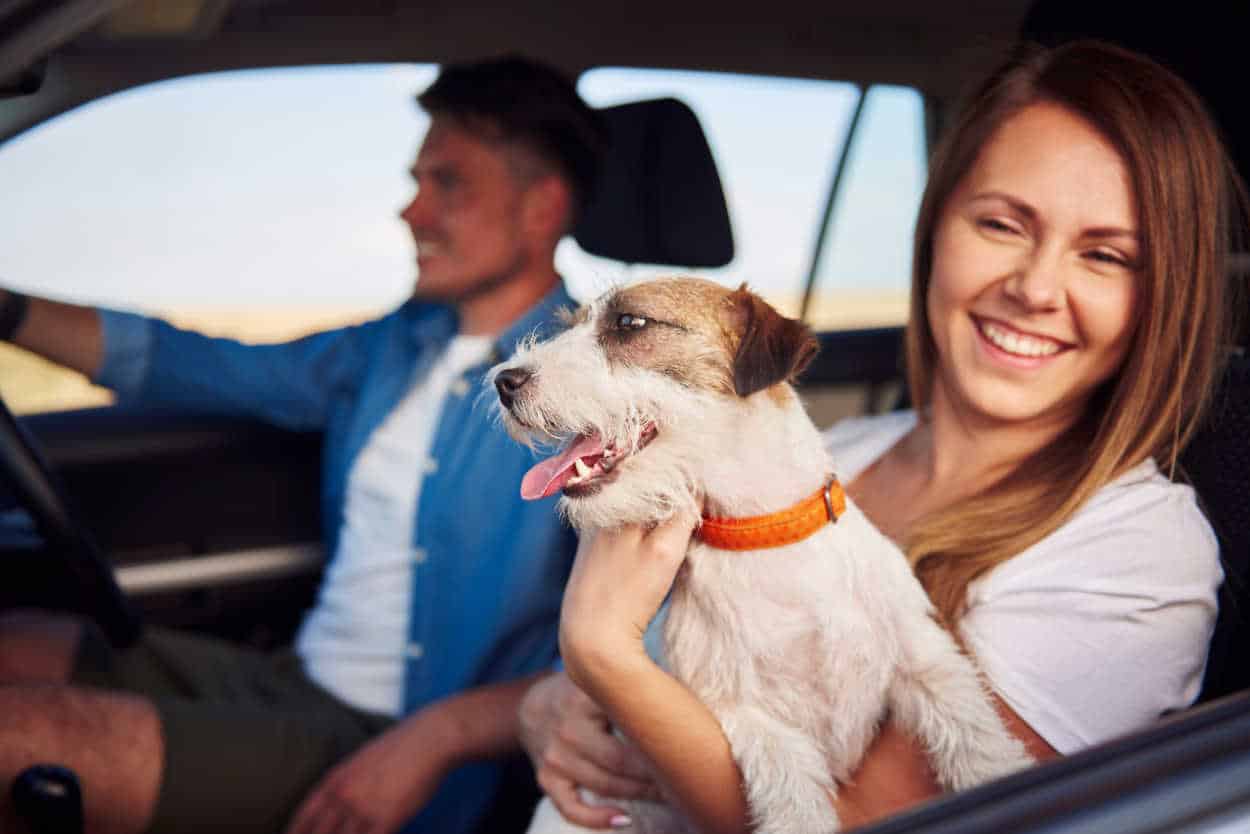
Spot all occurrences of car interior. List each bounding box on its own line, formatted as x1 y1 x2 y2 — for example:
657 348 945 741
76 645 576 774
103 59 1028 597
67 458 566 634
1 1 1248 832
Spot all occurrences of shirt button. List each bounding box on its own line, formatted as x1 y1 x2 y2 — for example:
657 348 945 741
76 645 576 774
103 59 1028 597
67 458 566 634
423 457 438 475
406 643 424 660
450 378 470 397
412 547 427 565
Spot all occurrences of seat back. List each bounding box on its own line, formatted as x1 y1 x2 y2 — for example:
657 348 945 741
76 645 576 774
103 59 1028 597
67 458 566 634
573 97 734 268
1186 352 1250 702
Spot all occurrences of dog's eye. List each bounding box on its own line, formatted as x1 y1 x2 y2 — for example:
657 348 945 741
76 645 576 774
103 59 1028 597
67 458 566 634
616 314 649 331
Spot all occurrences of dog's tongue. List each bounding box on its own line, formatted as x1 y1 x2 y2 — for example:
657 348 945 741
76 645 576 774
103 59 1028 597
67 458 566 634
520 434 605 500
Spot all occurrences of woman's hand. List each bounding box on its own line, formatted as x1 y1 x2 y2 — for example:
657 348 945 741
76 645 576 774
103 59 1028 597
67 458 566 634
558 513 699 690
519 671 657 828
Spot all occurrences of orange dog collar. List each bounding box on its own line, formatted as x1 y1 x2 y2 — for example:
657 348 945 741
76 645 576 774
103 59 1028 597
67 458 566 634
697 478 845 551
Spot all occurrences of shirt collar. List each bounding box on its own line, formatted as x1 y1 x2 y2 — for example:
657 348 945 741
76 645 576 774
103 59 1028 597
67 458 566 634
400 281 575 362
494 281 576 361
402 299 458 351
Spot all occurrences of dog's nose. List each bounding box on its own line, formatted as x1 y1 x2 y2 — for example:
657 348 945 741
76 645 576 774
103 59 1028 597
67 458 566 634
494 367 533 409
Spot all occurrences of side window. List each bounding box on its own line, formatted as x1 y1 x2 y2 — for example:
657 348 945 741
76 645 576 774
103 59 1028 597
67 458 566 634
0 65 925 415
0 65 435 414
564 70 926 336
805 85 928 331
565 68 860 317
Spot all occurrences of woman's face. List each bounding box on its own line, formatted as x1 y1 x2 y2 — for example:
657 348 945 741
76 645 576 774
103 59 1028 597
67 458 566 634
926 101 1140 431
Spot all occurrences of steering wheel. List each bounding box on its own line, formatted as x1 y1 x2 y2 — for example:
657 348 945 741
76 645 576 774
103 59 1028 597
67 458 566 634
0 392 140 648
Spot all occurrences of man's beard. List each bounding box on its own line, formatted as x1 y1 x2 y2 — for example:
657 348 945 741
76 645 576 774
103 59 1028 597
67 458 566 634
412 247 530 306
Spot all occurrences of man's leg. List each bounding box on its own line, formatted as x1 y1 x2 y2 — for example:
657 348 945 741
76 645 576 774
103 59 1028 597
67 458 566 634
0 609 162 833
0 683 163 834
0 614 393 834
0 608 85 684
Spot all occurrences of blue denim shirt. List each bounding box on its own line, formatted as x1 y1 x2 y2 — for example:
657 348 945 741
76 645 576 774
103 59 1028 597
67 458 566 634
95 284 580 834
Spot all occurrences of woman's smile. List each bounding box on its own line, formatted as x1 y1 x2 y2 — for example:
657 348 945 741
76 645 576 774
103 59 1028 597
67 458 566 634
971 314 1071 369
926 101 1140 427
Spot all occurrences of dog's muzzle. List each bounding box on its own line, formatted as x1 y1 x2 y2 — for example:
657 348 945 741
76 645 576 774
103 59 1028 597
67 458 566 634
495 366 533 409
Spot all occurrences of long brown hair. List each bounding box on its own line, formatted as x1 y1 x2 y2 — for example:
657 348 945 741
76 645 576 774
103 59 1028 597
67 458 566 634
905 40 1246 623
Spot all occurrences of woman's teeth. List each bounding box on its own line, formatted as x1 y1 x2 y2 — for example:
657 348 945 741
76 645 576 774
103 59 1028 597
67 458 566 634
979 320 1062 358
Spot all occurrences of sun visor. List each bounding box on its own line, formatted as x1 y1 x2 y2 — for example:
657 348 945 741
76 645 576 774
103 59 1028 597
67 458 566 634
574 97 734 268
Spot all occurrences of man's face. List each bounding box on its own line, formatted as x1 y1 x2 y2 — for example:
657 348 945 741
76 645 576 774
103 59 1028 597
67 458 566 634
399 118 534 304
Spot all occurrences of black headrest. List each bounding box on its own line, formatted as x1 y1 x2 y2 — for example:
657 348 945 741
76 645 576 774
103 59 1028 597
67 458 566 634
574 97 734 268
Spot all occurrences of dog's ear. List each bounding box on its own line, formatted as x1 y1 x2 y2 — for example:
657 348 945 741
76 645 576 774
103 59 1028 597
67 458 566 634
730 285 820 397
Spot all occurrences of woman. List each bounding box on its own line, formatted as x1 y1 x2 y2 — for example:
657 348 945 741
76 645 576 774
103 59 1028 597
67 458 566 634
521 40 1242 833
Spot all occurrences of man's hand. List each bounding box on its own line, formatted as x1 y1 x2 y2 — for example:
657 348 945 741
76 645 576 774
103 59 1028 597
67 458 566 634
519 671 657 828
284 714 451 834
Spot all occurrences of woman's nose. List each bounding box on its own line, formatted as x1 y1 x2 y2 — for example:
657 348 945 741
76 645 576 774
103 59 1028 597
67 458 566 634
1005 249 1066 311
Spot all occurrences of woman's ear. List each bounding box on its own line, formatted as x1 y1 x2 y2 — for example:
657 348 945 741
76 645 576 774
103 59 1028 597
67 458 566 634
730 285 819 397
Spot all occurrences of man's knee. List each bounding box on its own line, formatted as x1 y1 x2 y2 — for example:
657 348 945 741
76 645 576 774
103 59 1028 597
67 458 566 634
0 685 163 834
0 608 86 684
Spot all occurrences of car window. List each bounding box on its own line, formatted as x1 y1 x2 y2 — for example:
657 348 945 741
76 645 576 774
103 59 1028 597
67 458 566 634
565 70 926 332
0 64 925 415
0 64 435 414
805 85 928 331
563 68 857 314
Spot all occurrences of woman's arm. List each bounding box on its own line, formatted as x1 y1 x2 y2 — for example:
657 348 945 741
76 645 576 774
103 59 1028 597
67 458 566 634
835 696 1056 828
559 520 1056 833
559 518 749 834
519 671 658 828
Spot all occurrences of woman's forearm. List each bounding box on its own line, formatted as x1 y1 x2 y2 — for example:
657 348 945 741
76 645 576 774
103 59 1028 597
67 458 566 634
570 642 750 834
557 517 748 832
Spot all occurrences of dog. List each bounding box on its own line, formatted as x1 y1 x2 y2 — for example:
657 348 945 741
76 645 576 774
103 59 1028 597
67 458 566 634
491 277 1033 834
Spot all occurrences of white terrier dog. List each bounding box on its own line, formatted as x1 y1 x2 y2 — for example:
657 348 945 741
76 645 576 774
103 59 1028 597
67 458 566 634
492 278 1032 834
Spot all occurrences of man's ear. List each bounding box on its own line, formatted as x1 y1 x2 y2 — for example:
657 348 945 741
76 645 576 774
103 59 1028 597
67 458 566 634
522 175 573 244
730 285 819 397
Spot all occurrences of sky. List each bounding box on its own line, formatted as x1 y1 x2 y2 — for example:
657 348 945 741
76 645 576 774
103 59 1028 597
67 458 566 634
0 63 926 313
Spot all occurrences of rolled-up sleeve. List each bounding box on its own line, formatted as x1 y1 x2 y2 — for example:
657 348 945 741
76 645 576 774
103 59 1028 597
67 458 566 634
94 308 155 397
89 307 385 431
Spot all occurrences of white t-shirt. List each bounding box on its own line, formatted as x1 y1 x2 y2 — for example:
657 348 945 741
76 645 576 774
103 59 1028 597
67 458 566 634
296 334 495 716
823 410 1223 754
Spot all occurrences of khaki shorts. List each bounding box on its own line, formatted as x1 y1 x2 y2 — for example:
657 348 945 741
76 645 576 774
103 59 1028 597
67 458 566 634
72 625 393 834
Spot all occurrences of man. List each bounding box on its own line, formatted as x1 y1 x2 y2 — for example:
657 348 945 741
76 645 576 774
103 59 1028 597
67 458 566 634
0 55 602 834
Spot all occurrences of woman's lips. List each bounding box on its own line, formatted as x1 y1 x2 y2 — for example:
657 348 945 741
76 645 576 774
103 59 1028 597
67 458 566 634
972 315 1071 368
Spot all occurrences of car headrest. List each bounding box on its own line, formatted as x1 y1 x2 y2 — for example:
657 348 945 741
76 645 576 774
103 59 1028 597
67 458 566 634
573 97 734 268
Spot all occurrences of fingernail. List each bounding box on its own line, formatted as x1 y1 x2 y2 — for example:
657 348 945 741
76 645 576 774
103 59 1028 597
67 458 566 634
610 815 632 829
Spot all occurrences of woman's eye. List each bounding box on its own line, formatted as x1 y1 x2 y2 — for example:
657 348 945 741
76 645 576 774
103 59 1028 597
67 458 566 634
978 218 1017 234
1085 249 1131 269
616 314 649 330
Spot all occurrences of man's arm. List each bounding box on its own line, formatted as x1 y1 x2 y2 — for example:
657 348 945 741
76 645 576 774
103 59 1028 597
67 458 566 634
285 672 546 834
2 289 104 378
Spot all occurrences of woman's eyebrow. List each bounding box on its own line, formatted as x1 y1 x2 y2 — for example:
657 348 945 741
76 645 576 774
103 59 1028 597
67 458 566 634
970 191 1138 240
968 191 1038 221
1082 227 1140 244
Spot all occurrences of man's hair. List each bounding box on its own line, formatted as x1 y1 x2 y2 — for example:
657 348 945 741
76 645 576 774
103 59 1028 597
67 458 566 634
417 55 608 221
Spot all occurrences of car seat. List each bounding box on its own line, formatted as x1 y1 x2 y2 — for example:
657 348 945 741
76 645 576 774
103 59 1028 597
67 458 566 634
1188 351 1250 702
